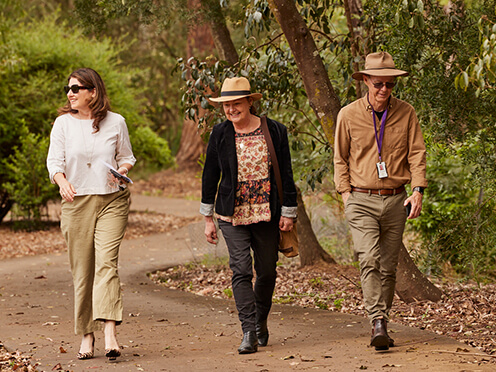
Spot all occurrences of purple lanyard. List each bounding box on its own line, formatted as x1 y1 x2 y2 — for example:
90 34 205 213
373 108 388 162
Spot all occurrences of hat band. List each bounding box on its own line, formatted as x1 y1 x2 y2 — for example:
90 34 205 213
221 90 251 97
362 67 397 71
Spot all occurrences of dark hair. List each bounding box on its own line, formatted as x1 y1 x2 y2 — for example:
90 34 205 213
248 97 257 115
57 68 111 133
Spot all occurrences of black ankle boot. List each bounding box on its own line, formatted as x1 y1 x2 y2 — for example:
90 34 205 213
238 331 258 354
256 320 269 347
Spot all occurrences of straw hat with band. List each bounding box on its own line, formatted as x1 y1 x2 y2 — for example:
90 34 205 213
209 77 262 103
352 52 409 81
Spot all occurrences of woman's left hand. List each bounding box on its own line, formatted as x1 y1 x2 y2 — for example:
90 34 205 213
279 216 294 231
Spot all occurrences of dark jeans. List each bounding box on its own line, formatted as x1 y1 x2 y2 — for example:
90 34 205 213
218 219 279 333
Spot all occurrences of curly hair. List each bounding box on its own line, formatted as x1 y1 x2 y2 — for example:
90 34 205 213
57 68 111 133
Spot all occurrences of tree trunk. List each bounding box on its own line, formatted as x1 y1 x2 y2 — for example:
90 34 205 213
176 0 239 169
297 189 336 266
343 0 364 98
202 0 239 65
175 118 206 170
395 243 443 303
268 0 442 302
176 0 216 169
267 0 342 144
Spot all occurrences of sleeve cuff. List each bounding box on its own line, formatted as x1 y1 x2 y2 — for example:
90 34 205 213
281 206 298 218
200 203 214 216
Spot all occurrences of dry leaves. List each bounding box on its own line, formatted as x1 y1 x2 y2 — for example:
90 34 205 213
150 262 496 359
0 342 37 372
0 211 200 260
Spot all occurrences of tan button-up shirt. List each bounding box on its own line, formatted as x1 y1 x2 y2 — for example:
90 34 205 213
334 95 427 193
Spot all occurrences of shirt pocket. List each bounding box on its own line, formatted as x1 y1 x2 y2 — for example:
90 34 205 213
384 127 407 149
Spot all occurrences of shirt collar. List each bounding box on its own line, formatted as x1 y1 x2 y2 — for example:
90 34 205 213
365 95 394 112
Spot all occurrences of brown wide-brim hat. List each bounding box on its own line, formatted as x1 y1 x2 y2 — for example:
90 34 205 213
209 77 262 103
352 51 409 81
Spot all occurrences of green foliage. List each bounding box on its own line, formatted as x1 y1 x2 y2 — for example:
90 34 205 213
0 11 173 225
422 198 496 283
457 16 496 96
223 288 233 298
333 298 344 311
414 131 496 280
131 126 174 171
309 277 324 288
2 124 55 228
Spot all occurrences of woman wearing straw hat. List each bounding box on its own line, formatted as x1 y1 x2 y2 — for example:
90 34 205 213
334 51 427 351
200 77 297 354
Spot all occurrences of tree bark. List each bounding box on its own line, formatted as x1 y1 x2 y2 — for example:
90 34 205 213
395 243 443 303
202 0 239 65
343 0 364 98
175 118 206 170
267 0 342 145
297 189 336 266
176 0 238 169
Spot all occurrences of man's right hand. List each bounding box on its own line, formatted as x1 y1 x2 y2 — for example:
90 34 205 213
341 191 351 205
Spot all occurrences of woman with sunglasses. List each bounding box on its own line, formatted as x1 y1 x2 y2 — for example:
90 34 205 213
47 68 136 361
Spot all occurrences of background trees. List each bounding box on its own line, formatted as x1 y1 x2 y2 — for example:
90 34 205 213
2 0 496 283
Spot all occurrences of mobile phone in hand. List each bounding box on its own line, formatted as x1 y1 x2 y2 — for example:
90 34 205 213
405 202 412 217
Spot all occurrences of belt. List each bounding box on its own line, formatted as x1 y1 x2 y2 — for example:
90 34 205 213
351 186 405 196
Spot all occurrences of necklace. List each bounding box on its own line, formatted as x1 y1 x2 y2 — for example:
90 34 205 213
77 113 96 167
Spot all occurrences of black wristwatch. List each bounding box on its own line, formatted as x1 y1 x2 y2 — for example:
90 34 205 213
413 186 424 195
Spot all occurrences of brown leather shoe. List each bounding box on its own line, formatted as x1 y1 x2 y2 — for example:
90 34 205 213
370 318 389 351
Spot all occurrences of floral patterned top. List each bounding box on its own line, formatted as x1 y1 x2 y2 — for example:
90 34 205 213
218 127 271 226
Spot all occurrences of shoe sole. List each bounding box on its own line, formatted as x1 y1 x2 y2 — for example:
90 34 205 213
238 347 258 354
375 345 390 351
370 334 389 348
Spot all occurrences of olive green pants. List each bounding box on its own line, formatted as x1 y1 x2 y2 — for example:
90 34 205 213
344 191 407 324
61 188 130 335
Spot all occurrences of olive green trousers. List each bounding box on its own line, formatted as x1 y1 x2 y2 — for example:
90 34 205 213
344 191 407 324
61 188 130 335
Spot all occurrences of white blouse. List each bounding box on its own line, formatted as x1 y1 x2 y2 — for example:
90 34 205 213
47 111 136 195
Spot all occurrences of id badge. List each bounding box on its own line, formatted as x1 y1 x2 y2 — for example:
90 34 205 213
376 161 388 179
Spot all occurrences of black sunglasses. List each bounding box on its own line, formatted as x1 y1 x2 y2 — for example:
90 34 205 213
371 81 396 89
64 85 92 94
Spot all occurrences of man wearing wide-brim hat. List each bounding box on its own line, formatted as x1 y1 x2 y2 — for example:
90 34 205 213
334 51 428 351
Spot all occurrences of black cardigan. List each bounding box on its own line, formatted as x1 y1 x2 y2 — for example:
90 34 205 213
201 117 297 219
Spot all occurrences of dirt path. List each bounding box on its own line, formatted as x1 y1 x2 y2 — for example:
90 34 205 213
0 194 493 371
